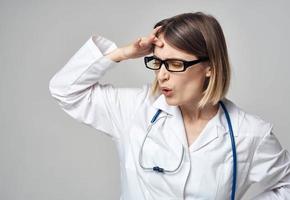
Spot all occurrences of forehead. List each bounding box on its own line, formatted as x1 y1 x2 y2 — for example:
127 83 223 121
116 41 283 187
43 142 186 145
153 33 198 61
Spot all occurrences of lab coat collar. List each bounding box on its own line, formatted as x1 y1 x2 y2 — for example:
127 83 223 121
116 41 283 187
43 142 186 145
151 94 244 151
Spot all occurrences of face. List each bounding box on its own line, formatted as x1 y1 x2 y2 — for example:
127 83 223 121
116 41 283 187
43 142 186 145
153 33 211 106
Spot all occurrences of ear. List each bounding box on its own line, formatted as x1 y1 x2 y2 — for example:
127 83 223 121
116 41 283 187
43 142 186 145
205 66 212 77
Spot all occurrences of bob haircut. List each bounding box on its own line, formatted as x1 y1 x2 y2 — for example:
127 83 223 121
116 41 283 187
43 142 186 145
150 12 231 110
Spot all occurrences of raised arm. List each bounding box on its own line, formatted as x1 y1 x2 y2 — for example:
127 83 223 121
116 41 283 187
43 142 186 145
49 27 164 140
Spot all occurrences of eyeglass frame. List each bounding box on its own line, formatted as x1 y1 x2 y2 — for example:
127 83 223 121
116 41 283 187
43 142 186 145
144 55 210 72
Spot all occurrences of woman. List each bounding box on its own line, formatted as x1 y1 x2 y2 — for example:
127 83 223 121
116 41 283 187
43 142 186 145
49 12 290 199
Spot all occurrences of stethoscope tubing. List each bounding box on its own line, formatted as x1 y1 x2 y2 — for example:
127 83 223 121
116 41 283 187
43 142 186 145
219 100 237 200
139 100 237 200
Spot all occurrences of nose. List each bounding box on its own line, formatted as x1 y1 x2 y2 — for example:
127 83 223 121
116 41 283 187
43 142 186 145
156 63 170 82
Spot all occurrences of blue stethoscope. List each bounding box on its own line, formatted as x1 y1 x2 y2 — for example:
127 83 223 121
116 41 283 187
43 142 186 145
138 100 237 200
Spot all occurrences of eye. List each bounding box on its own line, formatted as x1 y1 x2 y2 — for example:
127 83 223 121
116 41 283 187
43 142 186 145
153 60 161 65
169 61 183 67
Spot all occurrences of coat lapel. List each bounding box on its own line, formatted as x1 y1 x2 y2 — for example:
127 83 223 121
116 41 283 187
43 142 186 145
152 94 189 148
151 94 245 152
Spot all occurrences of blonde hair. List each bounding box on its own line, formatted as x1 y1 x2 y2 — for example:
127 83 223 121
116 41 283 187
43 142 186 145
150 12 231 110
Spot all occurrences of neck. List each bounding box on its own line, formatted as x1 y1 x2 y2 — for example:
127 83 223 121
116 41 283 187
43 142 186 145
179 102 219 123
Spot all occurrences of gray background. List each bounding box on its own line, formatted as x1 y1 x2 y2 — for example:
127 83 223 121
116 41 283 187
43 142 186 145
1 0 290 199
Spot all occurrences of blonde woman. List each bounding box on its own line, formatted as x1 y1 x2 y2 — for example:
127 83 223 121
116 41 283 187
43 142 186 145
49 12 290 199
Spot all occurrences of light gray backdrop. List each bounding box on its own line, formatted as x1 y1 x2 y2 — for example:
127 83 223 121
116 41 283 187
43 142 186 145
1 0 289 199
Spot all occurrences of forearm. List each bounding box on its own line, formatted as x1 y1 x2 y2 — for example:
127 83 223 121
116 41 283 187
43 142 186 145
49 35 118 99
104 47 127 63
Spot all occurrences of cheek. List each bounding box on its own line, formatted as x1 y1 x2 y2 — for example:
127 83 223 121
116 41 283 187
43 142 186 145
178 74 205 97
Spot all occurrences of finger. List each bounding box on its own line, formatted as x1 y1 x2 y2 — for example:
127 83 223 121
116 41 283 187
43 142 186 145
153 41 164 47
139 35 153 47
152 37 164 47
152 25 163 35
148 26 163 42
143 35 162 48
148 34 156 42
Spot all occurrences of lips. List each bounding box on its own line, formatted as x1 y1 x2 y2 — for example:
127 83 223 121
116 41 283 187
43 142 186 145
160 86 173 97
160 87 172 92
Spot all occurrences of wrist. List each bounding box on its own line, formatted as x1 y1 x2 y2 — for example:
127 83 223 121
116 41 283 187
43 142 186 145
105 48 127 62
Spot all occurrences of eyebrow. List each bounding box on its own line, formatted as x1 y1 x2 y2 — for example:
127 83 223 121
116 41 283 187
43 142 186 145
152 54 185 61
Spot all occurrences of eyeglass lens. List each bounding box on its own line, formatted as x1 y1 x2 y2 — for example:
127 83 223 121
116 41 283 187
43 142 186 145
147 58 184 71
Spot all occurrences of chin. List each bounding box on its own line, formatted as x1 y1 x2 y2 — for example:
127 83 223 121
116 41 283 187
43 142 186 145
164 96 179 106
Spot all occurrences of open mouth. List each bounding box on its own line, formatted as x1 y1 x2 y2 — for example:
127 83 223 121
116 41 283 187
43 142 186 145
161 89 173 96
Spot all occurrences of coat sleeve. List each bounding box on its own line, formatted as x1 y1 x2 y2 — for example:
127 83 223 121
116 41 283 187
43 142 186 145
48 35 150 140
248 125 290 199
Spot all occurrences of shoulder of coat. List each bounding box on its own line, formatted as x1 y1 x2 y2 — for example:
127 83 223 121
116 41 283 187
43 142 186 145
235 105 273 138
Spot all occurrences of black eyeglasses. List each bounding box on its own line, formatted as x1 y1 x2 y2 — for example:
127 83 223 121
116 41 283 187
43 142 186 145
144 55 209 72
